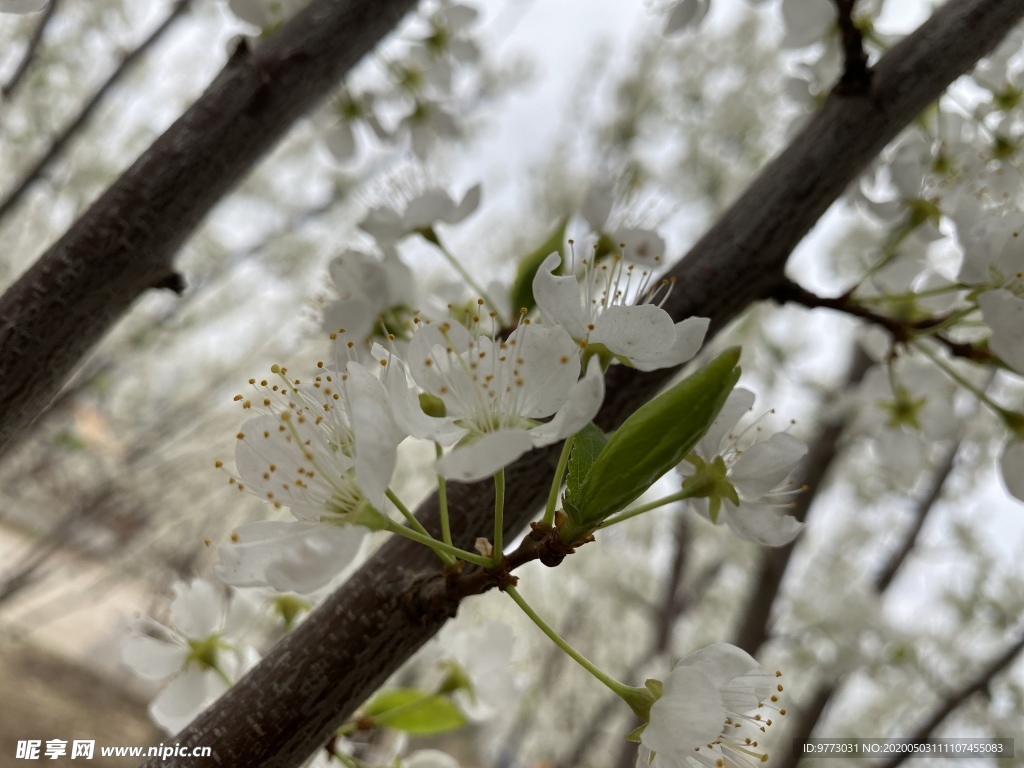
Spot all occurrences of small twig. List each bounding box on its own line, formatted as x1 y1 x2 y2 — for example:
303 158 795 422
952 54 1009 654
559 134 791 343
1 0 60 102
772 278 992 363
832 0 872 93
0 0 192 227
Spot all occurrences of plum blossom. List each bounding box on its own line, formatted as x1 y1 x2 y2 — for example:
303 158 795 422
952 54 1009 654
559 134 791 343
217 356 403 589
581 184 668 266
432 620 519 720
382 317 604 481
215 520 366 594
638 644 782 768
360 184 481 247
123 579 261 733
978 290 1024 374
851 361 959 475
323 249 416 344
533 252 708 372
677 388 807 546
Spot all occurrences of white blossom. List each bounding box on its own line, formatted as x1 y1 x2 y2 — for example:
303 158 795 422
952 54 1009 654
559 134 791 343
678 388 807 546
228 358 402 521
533 252 708 372
639 643 780 768
978 289 1024 374
360 184 481 246
215 520 366 594
123 580 261 734
581 184 668 266
382 317 604 481
323 249 416 344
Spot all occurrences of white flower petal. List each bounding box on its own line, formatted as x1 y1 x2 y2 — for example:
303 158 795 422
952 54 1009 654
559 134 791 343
170 579 223 639
215 520 365 594
730 432 807 498
435 430 534 482
123 635 187 681
346 363 402 507
149 669 226 735
581 183 613 232
403 750 461 768
532 252 589 338
613 227 667 265
979 289 1024 374
529 357 605 446
509 324 580 418
590 304 677 367
446 183 482 224
721 502 803 547
697 388 755 458
642 666 725 757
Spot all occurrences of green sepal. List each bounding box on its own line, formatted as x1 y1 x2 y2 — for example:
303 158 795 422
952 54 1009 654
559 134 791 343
560 348 742 542
363 688 467 735
644 678 663 699
509 217 568 314
626 723 647 743
563 422 609 521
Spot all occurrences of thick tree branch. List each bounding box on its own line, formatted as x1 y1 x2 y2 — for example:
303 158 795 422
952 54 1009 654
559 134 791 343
0 0 192 227
134 1 1024 766
0 0 59 102
0 0 418 454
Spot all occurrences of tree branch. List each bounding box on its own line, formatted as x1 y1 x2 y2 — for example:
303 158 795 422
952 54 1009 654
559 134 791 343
773 278 992 363
832 0 871 92
0 0 192 227
0 0 59 102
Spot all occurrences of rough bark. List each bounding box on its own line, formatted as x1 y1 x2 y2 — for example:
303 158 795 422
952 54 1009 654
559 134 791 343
134 1 1024 766
0 0 417 453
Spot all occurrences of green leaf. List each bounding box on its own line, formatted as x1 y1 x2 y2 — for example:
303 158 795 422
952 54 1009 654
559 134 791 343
563 422 609 520
562 347 742 541
508 217 568 314
363 688 467 735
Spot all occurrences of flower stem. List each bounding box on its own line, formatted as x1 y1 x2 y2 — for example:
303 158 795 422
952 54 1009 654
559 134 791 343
384 519 491 568
386 488 438 542
598 488 697 530
505 585 635 700
542 438 573 527
422 226 507 324
913 340 1009 416
493 468 505 567
435 443 452 548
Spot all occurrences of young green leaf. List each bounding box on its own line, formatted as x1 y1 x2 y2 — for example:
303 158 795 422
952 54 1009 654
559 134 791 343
561 347 742 542
563 422 609 520
363 688 467 735
508 217 568 314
